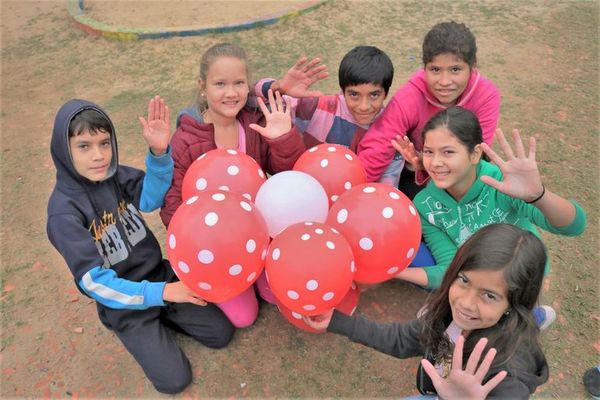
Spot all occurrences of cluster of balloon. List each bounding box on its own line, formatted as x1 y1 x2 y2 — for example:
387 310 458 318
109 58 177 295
327 183 422 284
276 282 360 333
166 190 270 303
181 149 266 202
265 222 355 316
254 170 328 238
293 143 367 206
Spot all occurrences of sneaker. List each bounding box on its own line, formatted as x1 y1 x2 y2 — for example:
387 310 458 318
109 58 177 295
533 305 556 331
584 366 600 400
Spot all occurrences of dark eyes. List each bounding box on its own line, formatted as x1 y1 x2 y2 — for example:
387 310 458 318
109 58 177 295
484 292 498 301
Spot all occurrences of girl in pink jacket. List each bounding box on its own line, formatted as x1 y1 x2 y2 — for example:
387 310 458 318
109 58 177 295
358 21 500 199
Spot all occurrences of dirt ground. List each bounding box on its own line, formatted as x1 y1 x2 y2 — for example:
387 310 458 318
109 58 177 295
1 1 598 399
83 0 309 29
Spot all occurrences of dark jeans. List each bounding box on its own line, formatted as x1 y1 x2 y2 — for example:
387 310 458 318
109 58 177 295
97 268 234 394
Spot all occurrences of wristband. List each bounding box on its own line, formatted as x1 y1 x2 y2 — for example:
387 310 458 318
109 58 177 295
526 185 545 204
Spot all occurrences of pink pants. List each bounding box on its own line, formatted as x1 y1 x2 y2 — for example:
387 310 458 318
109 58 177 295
215 271 276 328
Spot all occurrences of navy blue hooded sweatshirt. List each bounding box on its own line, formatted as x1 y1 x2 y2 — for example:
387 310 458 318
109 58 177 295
47 99 174 309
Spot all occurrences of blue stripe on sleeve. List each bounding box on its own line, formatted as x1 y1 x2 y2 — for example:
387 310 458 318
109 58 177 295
79 266 166 309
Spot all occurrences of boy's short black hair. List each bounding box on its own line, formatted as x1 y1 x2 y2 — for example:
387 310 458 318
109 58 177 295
422 21 477 67
338 46 394 95
68 109 113 138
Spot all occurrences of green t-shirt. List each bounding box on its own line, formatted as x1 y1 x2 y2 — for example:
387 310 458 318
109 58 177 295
413 160 587 289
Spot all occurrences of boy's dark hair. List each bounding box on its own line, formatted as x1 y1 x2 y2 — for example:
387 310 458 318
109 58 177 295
422 21 477 67
423 107 482 153
68 109 113 138
421 224 546 370
338 46 394 95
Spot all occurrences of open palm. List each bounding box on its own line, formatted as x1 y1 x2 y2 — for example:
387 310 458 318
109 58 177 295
249 89 292 139
422 336 507 400
278 56 329 98
480 128 544 202
139 95 170 155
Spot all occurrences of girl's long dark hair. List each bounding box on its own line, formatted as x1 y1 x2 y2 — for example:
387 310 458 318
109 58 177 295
420 224 547 369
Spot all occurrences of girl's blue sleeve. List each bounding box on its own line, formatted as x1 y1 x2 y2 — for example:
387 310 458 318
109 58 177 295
79 266 166 309
139 146 174 212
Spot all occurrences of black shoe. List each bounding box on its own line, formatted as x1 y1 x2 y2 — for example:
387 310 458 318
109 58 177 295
584 367 600 399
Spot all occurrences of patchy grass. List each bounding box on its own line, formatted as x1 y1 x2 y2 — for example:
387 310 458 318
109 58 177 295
1 0 597 398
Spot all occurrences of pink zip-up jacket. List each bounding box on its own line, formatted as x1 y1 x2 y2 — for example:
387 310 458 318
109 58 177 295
357 69 500 184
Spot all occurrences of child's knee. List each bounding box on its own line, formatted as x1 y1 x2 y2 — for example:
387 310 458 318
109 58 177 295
206 321 235 348
229 310 258 329
151 359 192 394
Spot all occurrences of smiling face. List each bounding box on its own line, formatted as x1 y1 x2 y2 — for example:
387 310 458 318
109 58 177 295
69 128 112 182
449 268 510 334
422 126 481 201
425 53 471 107
200 56 249 121
343 83 387 125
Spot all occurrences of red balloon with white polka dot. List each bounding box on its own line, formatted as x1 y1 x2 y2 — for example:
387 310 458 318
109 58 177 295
181 148 267 202
265 222 355 316
293 143 367 206
276 281 361 333
166 190 270 303
326 183 421 284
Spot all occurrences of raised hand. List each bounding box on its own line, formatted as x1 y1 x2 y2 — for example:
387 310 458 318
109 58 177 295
302 309 334 332
139 95 171 156
480 128 544 202
249 89 292 139
391 134 423 170
163 281 207 306
421 336 507 400
275 56 329 98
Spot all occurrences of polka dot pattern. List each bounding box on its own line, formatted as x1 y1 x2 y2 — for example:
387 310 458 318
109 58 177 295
204 212 218 226
291 143 367 208
240 201 252 212
180 148 266 210
198 250 214 264
211 193 226 201
227 165 240 176
195 178 207 190
229 264 242 276
359 237 373 250
306 280 318 291
264 221 355 316
178 261 189 273
325 183 422 283
166 185 269 304
185 196 199 205
287 290 299 300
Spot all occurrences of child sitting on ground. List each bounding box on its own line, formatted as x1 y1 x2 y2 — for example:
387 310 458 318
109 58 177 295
160 43 306 327
306 224 550 399
393 107 587 328
47 97 234 394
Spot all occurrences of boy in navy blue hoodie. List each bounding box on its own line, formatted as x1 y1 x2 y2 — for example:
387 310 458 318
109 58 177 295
47 97 234 394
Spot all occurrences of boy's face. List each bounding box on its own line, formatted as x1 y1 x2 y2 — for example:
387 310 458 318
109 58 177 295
69 128 112 182
425 53 471 107
343 83 387 126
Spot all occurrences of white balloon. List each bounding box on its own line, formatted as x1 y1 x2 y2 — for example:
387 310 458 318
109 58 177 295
255 171 328 237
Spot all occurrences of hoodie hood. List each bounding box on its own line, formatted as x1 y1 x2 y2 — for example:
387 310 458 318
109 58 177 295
409 68 482 109
51 99 119 191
